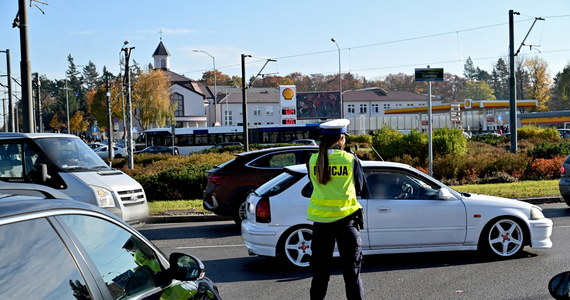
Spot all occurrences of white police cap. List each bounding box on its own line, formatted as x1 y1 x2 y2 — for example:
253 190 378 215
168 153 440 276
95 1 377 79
320 119 350 135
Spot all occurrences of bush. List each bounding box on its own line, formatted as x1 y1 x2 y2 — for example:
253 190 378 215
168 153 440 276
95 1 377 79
518 125 561 143
528 157 565 180
482 153 530 180
135 163 214 200
372 125 403 159
470 134 508 146
347 134 372 144
526 141 570 159
433 127 468 157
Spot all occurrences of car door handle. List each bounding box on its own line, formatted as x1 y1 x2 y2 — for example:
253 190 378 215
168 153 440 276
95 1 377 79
378 207 391 213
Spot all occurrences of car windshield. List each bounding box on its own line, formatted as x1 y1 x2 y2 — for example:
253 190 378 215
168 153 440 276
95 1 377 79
35 137 110 171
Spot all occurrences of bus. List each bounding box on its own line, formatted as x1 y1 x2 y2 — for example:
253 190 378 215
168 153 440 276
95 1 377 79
141 124 322 155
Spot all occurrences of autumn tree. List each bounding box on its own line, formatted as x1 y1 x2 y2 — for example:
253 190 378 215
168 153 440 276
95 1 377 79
70 111 90 134
49 114 65 132
524 57 551 111
131 69 174 130
462 81 496 100
383 73 417 92
86 77 124 131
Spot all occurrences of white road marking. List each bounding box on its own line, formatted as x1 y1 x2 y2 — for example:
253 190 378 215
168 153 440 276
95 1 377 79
175 244 244 249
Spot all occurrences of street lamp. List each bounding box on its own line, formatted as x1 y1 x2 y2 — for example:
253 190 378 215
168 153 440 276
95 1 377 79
331 38 342 118
193 50 217 125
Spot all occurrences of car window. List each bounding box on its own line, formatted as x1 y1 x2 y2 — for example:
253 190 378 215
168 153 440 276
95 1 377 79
250 152 300 168
0 218 91 299
59 215 163 299
365 170 439 200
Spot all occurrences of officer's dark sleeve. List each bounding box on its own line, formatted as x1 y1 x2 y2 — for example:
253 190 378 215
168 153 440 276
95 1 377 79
353 156 364 195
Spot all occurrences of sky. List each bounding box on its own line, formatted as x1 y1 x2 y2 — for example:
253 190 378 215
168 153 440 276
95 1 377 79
1 0 570 84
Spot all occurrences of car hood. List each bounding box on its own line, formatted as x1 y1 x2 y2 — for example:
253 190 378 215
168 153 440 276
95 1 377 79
461 193 534 209
70 170 143 192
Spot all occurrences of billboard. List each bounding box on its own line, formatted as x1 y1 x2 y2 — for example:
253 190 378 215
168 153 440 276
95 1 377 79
296 91 341 120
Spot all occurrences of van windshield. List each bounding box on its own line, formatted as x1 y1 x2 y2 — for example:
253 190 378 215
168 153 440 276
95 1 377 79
35 137 110 171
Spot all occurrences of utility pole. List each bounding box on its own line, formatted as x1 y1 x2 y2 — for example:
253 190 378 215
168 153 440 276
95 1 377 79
508 10 519 154
2 98 6 131
65 79 70 132
106 76 114 159
34 72 42 132
241 54 251 152
122 43 135 169
17 0 34 133
0 50 14 131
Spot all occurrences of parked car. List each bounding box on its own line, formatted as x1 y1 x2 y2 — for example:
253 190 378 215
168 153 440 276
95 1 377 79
559 155 570 206
94 145 127 159
0 195 221 299
559 129 570 139
87 142 105 149
212 142 244 149
290 139 317 146
242 161 553 268
134 146 179 155
203 146 318 224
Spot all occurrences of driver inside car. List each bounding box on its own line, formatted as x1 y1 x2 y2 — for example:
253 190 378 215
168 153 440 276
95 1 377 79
123 238 198 300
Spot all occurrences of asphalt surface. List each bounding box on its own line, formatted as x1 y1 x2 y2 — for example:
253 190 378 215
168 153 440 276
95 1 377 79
140 201 570 300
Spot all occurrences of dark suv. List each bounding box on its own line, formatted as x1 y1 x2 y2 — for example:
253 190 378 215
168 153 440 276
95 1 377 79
203 146 318 224
0 195 221 299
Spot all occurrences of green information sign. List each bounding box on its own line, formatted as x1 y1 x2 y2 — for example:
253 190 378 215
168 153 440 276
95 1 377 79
415 68 444 81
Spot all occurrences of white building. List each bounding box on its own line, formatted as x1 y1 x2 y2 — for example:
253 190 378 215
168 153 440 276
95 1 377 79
152 40 213 128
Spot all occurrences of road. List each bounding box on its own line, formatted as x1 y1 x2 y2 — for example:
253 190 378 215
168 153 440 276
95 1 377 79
139 202 570 300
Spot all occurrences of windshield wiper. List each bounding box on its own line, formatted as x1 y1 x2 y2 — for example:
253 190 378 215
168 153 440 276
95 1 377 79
92 165 111 169
63 166 87 170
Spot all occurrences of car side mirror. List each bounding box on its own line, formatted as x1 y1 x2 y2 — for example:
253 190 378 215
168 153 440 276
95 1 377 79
40 164 51 183
438 188 456 200
168 252 205 281
549 272 570 299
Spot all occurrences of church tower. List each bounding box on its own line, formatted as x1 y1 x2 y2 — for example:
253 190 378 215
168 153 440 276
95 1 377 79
153 38 171 70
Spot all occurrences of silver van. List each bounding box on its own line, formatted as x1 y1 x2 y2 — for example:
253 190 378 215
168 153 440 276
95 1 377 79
0 133 148 224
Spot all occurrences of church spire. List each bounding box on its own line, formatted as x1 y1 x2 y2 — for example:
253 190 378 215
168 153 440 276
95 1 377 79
152 37 171 70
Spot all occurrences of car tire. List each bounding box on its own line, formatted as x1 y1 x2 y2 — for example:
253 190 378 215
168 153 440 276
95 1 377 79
232 199 248 225
114 154 123 158
279 226 313 268
479 217 526 258
563 195 570 207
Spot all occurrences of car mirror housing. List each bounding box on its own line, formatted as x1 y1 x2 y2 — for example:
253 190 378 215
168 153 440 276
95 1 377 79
168 252 205 281
438 188 456 201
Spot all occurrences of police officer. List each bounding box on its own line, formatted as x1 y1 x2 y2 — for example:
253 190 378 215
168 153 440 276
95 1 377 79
307 119 365 300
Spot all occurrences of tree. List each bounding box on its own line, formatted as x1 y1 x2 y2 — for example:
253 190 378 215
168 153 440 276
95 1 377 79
463 57 478 80
524 57 551 111
200 70 232 86
69 111 89 134
65 54 84 113
462 81 496 100
82 61 99 91
549 64 570 110
490 58 509 99
131 69 173 130
86 77 123 131
49 114 65 132
383 73 417 92
515 57 530 100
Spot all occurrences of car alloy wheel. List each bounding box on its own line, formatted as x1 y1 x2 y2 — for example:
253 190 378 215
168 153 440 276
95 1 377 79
283 227 312 268
485 218 524 257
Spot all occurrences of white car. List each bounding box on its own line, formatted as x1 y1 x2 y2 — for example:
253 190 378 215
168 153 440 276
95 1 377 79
93 146 127 159
241 161 553 268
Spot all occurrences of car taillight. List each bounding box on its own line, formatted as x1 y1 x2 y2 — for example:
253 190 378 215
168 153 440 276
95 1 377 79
256 197 271 223
208 175 225 185
561 165 566 176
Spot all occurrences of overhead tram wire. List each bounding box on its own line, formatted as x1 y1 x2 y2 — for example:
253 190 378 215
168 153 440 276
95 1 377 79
182 16 569 76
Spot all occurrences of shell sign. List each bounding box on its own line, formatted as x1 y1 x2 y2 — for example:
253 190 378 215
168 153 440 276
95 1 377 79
282 88 295 100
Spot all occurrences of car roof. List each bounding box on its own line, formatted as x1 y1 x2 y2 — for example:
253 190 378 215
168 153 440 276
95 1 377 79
0 196 117 222
235 145 318 157
0 132 77 140
285 160 418 174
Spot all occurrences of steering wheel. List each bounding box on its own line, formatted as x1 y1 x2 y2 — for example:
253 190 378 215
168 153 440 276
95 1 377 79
401 183 414 199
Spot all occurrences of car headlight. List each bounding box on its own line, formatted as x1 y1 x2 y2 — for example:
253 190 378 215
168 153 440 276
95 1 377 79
530 206 545 220
90 186 115 208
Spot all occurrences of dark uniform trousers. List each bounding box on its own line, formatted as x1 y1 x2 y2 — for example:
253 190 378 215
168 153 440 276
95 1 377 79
310 212 364 300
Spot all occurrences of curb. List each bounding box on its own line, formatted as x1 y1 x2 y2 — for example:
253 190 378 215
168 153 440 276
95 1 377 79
146 197 564 224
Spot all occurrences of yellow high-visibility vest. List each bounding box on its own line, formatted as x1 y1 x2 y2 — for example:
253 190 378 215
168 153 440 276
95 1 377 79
307 150 361 222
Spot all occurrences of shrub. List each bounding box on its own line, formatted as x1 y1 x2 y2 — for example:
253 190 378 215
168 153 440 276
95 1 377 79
135 163 214 200
528 157 565 180
478 172 518 184
433 127 468 157
347 134 372 144
481 153 530 180
372 125 403 159
526 141 570 159
518 125 561 143
470 134 507 146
